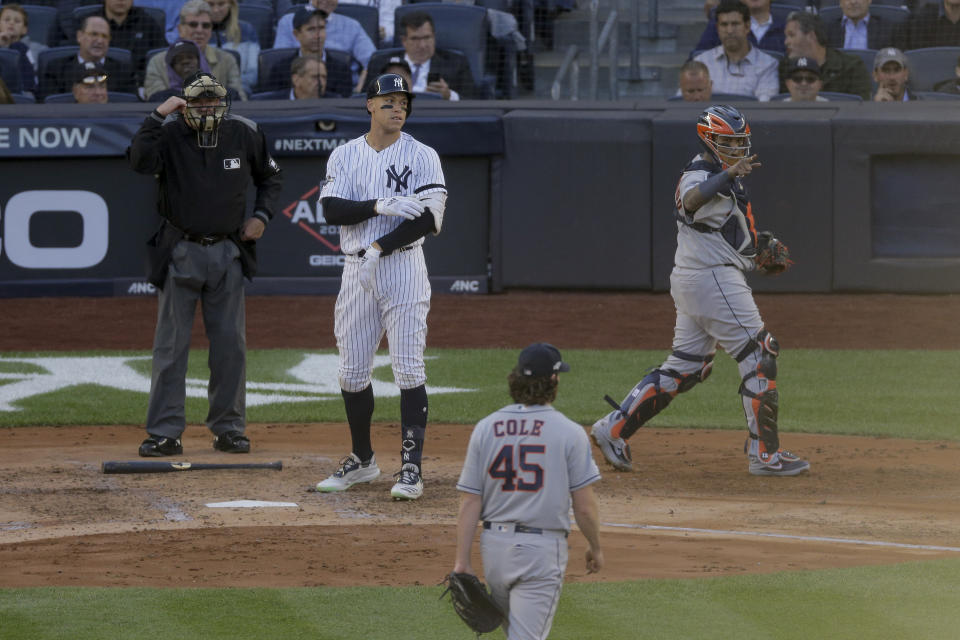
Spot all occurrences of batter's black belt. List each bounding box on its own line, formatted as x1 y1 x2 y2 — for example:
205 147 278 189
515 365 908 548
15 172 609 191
353 245 415 258
182 232 228 246
483 521 568 538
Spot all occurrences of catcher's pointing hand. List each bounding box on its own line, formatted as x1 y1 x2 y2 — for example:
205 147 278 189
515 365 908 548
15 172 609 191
376 196 424 220
727 154 761 178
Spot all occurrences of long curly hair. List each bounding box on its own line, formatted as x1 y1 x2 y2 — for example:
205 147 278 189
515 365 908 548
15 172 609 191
507 367 557 406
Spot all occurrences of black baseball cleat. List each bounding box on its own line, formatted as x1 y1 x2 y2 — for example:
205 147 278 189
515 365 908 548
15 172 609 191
139 435 183 457
213 430 250 453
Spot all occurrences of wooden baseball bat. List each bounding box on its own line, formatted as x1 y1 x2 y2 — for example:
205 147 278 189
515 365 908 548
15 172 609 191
101 460 282 474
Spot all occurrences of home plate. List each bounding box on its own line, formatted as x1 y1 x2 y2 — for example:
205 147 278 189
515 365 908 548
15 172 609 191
205 500 299 508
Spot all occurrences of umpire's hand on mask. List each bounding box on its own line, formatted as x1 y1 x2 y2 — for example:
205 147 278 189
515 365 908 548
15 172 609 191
359 244 382 293
376 196 424 220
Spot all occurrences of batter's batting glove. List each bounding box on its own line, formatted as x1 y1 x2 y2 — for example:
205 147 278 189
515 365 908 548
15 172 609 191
376 196 424 220
358 245 381 293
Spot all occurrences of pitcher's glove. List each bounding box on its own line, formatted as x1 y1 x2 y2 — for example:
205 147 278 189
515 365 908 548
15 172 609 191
755 231 793 275
440 572 506 636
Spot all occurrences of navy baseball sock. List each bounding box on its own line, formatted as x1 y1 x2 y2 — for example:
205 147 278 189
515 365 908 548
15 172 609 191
342 385 375 462
400 385 428 470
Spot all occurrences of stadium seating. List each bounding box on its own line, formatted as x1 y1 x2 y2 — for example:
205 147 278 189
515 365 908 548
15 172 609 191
667 92 759 102
238 4 276 49
44 91 142 103
0 48 23 93
72 4 166 34
334 4 380 48
818 5 910 27
21 4 59 47
905 47 960 91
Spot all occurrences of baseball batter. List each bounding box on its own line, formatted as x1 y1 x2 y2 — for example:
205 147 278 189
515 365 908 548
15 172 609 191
592 105 810 477
315 73 447 500
455 343 603 640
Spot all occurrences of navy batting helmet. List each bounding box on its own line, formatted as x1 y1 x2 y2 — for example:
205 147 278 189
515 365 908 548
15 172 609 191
366 73 414 115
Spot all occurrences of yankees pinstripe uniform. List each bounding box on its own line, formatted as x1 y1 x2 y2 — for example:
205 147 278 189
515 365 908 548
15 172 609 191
454 343 603 640
316 74 447 500
592 105 809 477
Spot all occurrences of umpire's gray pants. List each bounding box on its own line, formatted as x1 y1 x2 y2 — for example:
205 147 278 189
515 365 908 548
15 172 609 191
145 239 246 438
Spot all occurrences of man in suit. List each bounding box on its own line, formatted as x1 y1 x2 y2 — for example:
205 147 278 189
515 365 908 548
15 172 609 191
255 54 329 100
260 6 351 96
41 15 135 99
824 0 898 51
781 10 871 99
695 0 786 55
399 10 476 100
99 0 168 86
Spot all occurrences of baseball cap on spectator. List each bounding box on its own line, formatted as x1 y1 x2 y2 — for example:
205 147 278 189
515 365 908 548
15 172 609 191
785 56 820 78
293 5 328 30
72 60 108 85
166 39 201 66
379 56 412 77
517 343 570 377
874 47 908 71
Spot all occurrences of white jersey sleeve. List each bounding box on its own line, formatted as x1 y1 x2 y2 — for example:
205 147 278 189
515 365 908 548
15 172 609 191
319 143 354 201
413 144 446 196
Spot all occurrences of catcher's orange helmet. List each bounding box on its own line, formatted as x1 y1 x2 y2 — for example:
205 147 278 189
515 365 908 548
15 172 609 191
696 104 751 169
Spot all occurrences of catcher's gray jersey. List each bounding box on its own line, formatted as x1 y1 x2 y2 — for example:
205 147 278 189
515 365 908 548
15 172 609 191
674 153 757 271
457 404 600 532
319 132 446 254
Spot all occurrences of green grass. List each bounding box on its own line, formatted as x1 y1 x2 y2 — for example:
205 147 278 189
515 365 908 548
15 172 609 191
2 559 959 639
1 348 958 440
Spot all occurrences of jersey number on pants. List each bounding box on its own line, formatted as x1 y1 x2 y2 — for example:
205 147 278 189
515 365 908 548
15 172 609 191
488 445 545 491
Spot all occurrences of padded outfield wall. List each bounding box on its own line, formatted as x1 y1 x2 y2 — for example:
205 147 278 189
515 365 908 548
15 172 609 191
0 100 958 296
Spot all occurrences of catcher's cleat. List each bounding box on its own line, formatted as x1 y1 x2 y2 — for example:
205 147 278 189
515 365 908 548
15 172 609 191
748 451 810 477
390 463 424 500
591 411 633 472
316 453 380 492
138 435 183 457
212 430 250 453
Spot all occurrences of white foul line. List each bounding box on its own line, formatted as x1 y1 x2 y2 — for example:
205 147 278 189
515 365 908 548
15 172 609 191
601 522 960 553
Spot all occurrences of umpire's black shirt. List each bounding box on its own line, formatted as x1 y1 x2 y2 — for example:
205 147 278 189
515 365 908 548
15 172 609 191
127 111 282 236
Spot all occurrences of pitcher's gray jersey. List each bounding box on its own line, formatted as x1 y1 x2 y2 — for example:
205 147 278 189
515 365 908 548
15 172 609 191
319 132 446 254
457 404 600 532
674 153 757 271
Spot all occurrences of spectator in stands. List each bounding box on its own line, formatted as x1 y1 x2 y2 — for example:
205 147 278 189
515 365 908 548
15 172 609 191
693 0 779 101
677 59 713 101
285 7 352 96
375 55 412 88
339 0 400 45
824 0 898 51
783 56 827 101
41 15 136 99
99 0 168 88
0 4 40 93
873 46 919 101
144 38 201 99
254 54 328 100
273 0 375 86
899 0 960 50
136 0 189 44
696 0 786 55
71 60 110 103
932 53 960 93
207 0 258 95
397 11 477 100
144 1 245 99
782 11 871 99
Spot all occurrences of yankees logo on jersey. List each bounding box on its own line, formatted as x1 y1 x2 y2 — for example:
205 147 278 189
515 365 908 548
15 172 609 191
320 132 446 254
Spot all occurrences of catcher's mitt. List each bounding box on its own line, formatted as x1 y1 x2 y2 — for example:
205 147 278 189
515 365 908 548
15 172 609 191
440 572 506 636
754 231 793 275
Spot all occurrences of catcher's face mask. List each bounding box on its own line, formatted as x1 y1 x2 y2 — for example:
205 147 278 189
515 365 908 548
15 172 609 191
182 72 230 148
696 104 751 169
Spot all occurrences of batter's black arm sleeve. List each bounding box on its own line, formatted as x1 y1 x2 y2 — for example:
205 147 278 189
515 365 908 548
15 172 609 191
251 127 283 224
126 110 166 175
376 214 436 255
321 197 379 225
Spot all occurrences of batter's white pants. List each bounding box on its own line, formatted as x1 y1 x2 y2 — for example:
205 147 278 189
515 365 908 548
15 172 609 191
335 246 431 392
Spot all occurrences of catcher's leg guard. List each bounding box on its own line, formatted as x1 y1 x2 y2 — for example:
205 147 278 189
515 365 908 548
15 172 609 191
610 350 715 441
738 330 781 461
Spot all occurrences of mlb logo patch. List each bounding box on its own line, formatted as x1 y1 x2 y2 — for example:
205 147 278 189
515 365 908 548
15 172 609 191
224 158 241 169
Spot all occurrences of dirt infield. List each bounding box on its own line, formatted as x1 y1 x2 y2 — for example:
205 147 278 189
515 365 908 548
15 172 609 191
1 292 960 588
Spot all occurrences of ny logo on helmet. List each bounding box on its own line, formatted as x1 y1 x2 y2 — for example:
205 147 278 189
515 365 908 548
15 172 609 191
386 164 411 192
394 77 404 89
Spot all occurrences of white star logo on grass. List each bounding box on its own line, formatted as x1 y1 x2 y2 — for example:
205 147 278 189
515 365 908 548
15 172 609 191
0 354 469 411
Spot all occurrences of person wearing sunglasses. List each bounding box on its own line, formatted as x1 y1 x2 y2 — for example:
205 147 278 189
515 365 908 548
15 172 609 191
143 0 246 100
783 56 827 102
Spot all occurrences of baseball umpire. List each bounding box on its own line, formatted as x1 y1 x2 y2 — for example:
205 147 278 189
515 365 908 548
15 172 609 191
315 73 447 500
454 343 603 639
127 71 282 457
592 105 810 477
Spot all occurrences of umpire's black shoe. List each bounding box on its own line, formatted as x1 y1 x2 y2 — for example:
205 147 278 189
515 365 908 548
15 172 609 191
213 430 250 454
139 435 183 457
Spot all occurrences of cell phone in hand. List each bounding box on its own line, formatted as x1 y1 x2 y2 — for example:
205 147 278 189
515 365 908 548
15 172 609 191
427 72 441 83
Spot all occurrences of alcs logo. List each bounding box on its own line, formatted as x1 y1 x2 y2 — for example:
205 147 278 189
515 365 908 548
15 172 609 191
0 190 108 269
280 185 341 256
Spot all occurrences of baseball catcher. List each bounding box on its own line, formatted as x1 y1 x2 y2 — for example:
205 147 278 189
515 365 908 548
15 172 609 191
754 230 793 275
440 572 506 636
